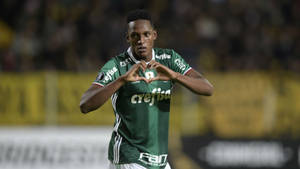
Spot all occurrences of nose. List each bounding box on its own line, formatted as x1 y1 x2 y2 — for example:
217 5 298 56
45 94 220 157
137 35 145 44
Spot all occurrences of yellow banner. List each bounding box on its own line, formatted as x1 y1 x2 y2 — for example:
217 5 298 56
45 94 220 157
1 71 300 138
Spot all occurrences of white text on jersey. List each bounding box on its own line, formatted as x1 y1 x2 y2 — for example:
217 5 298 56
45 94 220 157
155 54 171 60
174 59 186 70
103 67 118 83
139 152 168 166
131 88 171 106
120 58 132 67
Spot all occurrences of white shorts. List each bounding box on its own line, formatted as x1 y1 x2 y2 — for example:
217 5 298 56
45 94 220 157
109 162 171 169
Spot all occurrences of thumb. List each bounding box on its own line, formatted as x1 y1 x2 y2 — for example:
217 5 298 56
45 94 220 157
148 76 160 83
137 76 151 83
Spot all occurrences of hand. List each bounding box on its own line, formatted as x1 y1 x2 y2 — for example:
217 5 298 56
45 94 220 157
147 60 179 82
121 61 150 83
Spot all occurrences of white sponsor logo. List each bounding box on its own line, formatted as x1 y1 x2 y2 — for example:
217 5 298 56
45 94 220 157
155 54 171 60
131 88 171 106
96 72 105 81
139 153 168 166
120 58 131 67
103 67 118 83
174 59 186 70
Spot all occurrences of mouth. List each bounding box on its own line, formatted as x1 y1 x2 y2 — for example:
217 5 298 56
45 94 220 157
137 46 147 53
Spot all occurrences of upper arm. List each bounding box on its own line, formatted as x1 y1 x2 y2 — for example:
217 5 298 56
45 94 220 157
86 83 103 92
94 59 120 87
185 68 203 79
169 50 192 75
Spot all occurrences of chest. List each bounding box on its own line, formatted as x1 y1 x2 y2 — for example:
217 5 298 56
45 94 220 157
123 80 172 95
119 63 173 95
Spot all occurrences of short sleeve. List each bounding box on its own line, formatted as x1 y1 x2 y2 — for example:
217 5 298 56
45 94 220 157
170 50 192 75
93 59 120 87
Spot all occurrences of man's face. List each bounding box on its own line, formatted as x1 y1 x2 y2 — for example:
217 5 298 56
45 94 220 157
127 20 157 61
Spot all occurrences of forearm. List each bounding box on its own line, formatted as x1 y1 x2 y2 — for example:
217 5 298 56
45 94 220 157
174 73 213 96
80 77 126 113
80 61 148 113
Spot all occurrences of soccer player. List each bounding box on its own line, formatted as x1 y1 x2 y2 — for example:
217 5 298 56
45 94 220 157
80 9 213 169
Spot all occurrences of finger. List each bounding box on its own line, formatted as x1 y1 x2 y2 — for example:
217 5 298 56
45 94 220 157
149 60 156 64
153 64 159 69
130 64 140 73
134 63 145 73
148 76 160 83
160 76 170 81
154 64 170 74
150 62 158 69
137 76 150 83
139 61 147 71
147 60 155 68
147 60 157 69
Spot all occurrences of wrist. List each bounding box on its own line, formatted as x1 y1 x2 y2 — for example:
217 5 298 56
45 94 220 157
118 75 127 85
172 72 181 81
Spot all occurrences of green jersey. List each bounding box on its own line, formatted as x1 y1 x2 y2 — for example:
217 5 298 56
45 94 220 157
93 47 192 169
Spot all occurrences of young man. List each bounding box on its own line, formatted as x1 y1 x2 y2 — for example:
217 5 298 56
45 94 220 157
80 10 213 169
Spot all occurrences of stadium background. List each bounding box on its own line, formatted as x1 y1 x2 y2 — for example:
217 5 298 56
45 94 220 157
0 0 299 169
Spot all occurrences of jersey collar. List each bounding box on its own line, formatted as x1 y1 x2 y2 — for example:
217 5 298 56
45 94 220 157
127 47 155 64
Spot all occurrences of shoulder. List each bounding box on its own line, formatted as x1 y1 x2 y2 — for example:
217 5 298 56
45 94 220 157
104 51 130 66
111 51 129 62
154 48 175 56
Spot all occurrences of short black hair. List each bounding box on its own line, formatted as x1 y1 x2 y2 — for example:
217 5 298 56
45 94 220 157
126 9 153 25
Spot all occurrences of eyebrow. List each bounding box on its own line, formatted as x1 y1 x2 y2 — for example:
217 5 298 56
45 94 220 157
130 30 152 34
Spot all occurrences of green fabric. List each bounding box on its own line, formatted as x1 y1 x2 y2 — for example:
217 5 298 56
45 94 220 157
94 48 191 169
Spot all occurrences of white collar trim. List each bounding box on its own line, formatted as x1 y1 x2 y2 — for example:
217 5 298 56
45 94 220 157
127 47 155 64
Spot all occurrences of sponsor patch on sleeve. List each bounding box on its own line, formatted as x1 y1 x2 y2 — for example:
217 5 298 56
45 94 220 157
96 72 105 81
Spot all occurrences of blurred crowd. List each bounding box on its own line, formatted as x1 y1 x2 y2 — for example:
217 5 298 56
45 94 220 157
0 0 299 72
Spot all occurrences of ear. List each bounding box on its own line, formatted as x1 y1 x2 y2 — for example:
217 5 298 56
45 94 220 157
126 33 130 42
153 30 157 40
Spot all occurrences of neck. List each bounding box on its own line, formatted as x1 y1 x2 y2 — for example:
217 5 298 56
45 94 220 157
133 50 153 62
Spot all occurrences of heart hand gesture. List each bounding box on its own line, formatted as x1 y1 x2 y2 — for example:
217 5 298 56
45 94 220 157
147 60 179 82
122 61 150 83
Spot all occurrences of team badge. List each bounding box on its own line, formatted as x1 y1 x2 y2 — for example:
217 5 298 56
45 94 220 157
96 72 105 81
145 71 155 80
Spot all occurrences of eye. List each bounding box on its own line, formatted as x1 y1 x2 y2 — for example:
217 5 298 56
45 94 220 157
130 33 139 39
144 32 151 37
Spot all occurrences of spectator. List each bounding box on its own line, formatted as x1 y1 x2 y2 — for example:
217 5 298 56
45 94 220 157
0 0 298 72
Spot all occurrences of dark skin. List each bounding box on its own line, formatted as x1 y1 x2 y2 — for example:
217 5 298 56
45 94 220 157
127 20 157 61
80 19 213 113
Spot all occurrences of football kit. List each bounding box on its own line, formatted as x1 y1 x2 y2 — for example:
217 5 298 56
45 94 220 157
93 47 191 169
